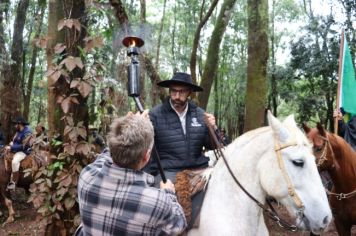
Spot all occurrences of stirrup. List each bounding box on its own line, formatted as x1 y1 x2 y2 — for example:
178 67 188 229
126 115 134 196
7 181 16 190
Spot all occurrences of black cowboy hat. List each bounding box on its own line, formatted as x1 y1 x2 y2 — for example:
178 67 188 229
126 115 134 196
157 72 203 92
12 116 29 125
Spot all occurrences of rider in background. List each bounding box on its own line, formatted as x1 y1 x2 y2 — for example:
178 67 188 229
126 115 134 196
88 125 107 156
333 108 356 151
34 123 48 149
5 117 33 190
219 128 231 146
0 122 5 148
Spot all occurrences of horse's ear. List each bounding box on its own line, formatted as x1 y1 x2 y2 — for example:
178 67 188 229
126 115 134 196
267 110 290 142
283 114 297 127
301 122 311 134
316 122 326 137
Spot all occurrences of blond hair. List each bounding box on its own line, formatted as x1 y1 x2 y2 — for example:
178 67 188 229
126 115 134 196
107 113 153 168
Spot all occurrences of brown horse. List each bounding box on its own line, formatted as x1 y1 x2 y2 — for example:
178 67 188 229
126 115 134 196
0 147 50 225
302 123 356 236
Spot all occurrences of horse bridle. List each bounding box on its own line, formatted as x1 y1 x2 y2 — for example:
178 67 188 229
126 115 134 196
314 134 335 168
315 134 356 200
207 126 304 232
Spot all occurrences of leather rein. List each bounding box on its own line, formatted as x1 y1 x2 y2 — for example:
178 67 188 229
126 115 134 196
317 134 356 200
207 126 304 232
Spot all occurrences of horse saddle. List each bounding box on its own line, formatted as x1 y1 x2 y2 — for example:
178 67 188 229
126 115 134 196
3 151 43 174
175 168 212 231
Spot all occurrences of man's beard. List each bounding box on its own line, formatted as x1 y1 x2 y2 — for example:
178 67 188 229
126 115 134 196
172 99 187 109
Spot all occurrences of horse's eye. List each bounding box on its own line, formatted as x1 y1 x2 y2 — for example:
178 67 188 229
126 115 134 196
313 146 322 152
292 160 304 167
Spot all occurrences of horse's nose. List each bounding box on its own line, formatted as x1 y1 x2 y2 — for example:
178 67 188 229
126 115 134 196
322 215 329 225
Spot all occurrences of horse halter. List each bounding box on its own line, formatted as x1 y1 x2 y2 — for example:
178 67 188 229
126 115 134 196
274 138 305 213
314 134 335 168
315 134 356 200
207 126 303 232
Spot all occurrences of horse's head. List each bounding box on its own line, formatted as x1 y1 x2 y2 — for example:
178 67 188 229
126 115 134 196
259 112 331 234
302 123 335 171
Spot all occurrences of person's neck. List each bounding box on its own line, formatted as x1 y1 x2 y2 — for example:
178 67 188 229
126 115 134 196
175 105 187 114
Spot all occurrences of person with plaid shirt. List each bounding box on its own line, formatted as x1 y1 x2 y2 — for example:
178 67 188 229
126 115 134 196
77 111 186 236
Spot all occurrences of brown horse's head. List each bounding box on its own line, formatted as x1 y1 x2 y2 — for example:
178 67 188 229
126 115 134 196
302 123 335 171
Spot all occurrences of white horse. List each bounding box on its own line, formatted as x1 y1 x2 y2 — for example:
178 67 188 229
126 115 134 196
188 111 332 235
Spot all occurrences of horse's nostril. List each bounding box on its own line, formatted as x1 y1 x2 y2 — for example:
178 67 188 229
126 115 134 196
323 215 329 225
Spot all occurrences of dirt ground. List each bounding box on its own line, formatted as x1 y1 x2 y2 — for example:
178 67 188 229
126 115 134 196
0 190 355 235
0 189 45 236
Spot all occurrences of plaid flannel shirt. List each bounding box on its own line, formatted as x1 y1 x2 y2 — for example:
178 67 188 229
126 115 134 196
78 152 187 236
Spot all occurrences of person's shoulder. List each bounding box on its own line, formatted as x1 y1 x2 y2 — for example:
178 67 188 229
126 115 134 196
188 100 203 111
150 100 170 115
150 103 164 113
24 126 33 134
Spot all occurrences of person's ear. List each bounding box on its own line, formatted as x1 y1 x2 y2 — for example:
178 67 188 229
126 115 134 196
141 149 151 167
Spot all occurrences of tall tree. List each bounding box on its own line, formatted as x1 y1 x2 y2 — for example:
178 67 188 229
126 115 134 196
190 0 219 85
198 0 237 109
0 0 30 141
155 0 167 70
47 0 65 139
244 0 269 132
23 2 46 120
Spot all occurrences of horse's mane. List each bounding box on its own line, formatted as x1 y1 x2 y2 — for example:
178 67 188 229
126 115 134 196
224 126 271 156
327 131 356 167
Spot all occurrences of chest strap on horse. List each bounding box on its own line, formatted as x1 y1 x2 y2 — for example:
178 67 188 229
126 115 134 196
206 125 300 232
326 188 356 200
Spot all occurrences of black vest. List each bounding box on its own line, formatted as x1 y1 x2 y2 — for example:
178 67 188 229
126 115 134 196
145 99 210 173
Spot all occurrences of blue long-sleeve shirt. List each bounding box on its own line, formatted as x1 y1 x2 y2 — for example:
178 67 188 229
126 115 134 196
10 126 33 154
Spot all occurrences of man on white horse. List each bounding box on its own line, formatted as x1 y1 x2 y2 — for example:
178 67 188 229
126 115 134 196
144 72 218 228
4 117 33 190
144 72 217 185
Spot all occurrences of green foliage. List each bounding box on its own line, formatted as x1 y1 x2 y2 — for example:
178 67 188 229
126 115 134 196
286 15 339 127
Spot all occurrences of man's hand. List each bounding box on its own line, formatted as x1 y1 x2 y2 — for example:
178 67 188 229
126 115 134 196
333 109 343 120
204 113 217 130
160 179 176 193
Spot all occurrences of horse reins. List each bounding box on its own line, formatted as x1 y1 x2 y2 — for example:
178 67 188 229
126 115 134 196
317 134 356 200
207 126 303 232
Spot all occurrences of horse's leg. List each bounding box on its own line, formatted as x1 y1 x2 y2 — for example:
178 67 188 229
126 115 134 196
3 196 15 225
334 217 351 236
0 186 15 225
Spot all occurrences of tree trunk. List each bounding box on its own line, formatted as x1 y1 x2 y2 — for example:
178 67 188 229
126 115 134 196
47 0 65 139
155 0 166 70
0 0 29 142
190 0 219 85
244 0 269 132
23 3 46 120
198 0 236 109
67 0 89 127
